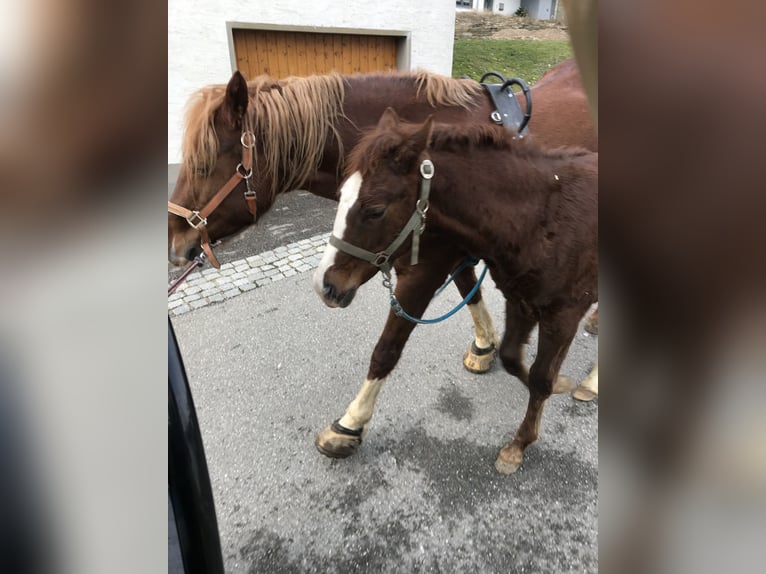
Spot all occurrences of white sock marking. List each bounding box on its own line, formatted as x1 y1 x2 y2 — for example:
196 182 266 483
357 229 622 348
313 171 363 296
468 301 498 349
579 362 598 394
339 377 385 430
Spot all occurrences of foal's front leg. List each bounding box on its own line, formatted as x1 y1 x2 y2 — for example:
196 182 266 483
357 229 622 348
314 257 456 459
495 305 587 474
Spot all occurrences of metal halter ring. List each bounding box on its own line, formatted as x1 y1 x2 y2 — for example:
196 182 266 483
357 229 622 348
416 199 429 216
240 131 256 148
373 252 390 267
236 163 253 179
419 159 434 179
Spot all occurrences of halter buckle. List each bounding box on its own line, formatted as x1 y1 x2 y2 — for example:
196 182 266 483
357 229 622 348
419 159 434 180
186 211 207 229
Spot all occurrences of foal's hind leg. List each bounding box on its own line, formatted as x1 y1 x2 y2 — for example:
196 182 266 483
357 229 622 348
495 305 585 474
453 266 500 374
572 362 598 401
315 258 454 459
498 299 575 394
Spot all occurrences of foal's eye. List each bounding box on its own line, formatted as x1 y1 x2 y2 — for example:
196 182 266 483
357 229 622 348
364 207 386 221
193 166 210 177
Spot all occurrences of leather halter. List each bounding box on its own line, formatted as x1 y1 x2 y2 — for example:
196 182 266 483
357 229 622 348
329 159 434 278
168 116 258 269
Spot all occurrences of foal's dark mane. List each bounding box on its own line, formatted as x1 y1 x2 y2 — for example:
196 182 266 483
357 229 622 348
347 122 592 178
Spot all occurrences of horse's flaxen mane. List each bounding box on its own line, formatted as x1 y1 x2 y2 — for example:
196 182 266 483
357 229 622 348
181 70 480 196
413 70 483 108
181 84 226 178
249 73 345 198
181 73 345 197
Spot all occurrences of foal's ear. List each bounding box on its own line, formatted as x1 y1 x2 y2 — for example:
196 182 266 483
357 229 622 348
377 107 401 130
222 70 249 128
391 115 434 172
413 115 434 153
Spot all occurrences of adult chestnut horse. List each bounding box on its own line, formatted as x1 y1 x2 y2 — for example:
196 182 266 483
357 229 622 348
315 109 598 473
167 59 595 415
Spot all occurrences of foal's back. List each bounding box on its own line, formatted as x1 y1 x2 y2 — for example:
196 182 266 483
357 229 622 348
424 124 598 305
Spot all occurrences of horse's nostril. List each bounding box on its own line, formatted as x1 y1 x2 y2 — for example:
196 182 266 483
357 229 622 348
322 279 336 301
185 244 201 261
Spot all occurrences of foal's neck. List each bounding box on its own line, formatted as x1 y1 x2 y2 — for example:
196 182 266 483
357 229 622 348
424 145 563 250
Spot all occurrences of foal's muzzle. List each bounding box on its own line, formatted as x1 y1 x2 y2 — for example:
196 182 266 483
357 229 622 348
321 278 357 308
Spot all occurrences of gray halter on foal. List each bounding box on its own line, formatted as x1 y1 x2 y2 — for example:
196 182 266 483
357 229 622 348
328 158 434 278
327 157 489 325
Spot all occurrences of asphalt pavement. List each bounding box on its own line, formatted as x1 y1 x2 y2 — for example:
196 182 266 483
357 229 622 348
169 166 598 572
170 243 598 573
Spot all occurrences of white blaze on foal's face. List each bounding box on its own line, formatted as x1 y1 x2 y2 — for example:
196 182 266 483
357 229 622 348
313 171 363 295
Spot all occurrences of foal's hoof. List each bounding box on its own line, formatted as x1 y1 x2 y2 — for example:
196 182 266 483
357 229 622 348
584 311 598 335
463 342 497 374
314 420 364 459
495 442 524 475
552 375 576 394
572 385 598 402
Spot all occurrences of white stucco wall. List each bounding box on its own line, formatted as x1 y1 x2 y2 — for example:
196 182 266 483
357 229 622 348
168 0 456 163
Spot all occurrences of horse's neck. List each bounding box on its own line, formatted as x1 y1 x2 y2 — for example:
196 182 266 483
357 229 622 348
310 79 434 198
342 76 427 123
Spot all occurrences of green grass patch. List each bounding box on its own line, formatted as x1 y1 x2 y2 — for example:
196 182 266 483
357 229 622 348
452 39 572 84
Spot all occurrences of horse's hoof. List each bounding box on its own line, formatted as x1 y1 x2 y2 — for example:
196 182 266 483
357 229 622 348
463 342 497 374
495 442 524 475
572 385 598 402
552 375 576 394
314 420 363 459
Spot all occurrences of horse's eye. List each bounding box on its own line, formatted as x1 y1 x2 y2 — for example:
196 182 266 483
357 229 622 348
194 166 209 177
364 207 386 221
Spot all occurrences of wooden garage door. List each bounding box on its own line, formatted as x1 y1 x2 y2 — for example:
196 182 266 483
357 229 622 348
233 29 398 79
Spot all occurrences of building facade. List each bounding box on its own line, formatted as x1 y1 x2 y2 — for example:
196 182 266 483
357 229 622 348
169 0 456 163
456 0 558 20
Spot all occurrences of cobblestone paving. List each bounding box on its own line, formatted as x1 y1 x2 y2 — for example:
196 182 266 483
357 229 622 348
168 233 329 316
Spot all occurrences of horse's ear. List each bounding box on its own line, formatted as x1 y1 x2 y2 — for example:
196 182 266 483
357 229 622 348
223 70 249 128
378 107 401 130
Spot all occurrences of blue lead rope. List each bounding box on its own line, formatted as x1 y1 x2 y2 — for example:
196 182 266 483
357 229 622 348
433 256 481 297
386 257 488 325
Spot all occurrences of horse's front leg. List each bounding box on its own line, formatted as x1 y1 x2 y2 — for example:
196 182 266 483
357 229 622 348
315 257 455 459
495 304 587 474
452 265 500 374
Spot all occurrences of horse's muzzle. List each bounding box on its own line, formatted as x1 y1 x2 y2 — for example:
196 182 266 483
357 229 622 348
168 242 201 267
321 279 356 308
